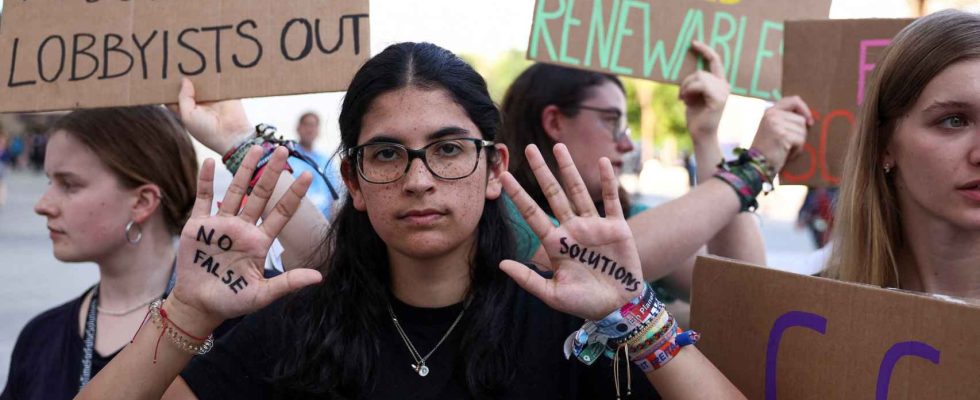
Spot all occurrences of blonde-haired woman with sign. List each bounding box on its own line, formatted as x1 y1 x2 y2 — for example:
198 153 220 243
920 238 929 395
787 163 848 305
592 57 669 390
826 9 980 303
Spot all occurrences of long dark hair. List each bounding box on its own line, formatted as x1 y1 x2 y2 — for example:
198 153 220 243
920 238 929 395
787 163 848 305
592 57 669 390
274 42 520 398
499 63 631 216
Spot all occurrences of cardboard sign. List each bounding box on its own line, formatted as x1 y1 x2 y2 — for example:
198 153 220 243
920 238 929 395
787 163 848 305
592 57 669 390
690 256 980 399
526 0 831 101
0 0 370 113
780 19 913 187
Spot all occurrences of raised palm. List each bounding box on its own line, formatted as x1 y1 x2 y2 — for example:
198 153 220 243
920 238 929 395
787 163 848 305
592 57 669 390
500 144 643 321
171 146 321 322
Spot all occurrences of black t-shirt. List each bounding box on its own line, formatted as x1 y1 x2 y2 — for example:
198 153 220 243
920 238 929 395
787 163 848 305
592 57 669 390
1 271 278 400
182 289 660 399
1 291 110 400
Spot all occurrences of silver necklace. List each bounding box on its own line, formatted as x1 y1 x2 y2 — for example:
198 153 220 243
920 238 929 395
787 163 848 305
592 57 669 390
386 298 470 377
96 295 159 316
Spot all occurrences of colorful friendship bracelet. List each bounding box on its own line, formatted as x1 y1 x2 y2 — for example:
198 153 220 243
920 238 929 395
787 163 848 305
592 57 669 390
565 284 663 364
713 147 774 212
222 124 341 202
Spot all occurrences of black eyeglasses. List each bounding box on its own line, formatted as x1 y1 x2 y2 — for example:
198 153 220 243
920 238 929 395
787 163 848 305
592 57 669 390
577 105 630 142
347 138 494 184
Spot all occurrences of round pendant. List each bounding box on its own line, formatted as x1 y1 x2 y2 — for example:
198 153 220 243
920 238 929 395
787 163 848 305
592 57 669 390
412 363 430 377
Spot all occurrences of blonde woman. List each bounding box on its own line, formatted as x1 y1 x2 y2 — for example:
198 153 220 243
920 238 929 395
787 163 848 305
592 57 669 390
826 9 980 303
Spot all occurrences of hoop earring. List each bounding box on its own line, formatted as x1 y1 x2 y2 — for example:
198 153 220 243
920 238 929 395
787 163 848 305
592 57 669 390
125 220 142 244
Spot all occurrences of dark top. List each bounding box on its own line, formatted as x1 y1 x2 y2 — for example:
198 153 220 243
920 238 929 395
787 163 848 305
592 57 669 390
1 291 110 400
182 288 661 399
1 270 279 400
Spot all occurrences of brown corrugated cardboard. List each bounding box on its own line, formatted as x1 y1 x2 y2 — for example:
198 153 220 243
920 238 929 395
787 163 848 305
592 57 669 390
779 19 913 187
0 0 370 113
690 256 980 399
526 0 831 101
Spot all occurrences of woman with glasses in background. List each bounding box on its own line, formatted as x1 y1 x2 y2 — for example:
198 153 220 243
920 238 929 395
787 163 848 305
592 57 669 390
498 42 815 306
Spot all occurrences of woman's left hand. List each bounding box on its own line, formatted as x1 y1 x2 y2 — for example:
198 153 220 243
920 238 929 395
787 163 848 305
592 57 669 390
168 78 253 155
500 144 644 321
679 40 730 142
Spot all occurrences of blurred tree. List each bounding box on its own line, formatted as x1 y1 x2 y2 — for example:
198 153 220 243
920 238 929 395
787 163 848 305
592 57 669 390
461 50 533 103
624 78 690 164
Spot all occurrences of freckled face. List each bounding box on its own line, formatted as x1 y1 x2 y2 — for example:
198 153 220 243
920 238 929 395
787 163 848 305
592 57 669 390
888 59 980 232
347 87 502 260
33 131 136 262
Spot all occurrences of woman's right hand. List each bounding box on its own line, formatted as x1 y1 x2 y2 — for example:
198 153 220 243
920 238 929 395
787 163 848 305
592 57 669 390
169 78 253 155
170 146 322 329
750 95 813 173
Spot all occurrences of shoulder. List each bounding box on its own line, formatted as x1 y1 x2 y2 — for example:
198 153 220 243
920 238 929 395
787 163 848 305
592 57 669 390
15 292 86 342
627 202 650 216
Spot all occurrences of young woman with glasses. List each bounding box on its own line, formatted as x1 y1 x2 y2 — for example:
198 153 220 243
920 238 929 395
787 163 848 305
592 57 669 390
498 42 814 302
78 42 744 399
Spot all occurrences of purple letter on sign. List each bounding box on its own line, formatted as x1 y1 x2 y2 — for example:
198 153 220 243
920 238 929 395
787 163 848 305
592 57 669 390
857 39 891 105
875 341 940 400
765 311 827 400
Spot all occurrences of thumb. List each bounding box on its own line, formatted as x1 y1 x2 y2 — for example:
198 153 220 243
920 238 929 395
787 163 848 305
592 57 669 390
178 77 198 121
500 260 553 304
254 268 323 307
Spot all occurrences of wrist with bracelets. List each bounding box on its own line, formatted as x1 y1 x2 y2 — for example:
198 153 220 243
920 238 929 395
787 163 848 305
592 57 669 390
135 299 214 363
222 124 293 175
221 123 342 203
713 147 774 212
564 284 700 398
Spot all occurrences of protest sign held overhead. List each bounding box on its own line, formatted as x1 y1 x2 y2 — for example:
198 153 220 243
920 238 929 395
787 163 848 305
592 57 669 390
0 0 370 113
779 19 913 187
691 256 980 399
526 0 831 101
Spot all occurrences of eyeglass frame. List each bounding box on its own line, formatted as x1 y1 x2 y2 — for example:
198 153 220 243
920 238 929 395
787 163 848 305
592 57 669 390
346 138 496 184
574 105 631 142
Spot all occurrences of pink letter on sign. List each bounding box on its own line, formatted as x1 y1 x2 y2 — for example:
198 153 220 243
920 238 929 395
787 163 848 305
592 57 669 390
858 39 892 105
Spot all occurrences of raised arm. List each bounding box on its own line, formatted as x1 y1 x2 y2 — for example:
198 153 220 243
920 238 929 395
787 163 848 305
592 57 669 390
77 148 322 400
627 95 812 287
527 94 812 293
680 40 765 266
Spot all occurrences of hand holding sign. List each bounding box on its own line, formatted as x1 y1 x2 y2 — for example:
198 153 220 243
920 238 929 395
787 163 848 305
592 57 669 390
750 96 813 173
500 144 643 321
168 146 321 330
679 40 730 141
168 78 254 155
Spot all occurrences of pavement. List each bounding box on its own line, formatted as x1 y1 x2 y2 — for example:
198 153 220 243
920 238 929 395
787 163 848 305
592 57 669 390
0 168 816 389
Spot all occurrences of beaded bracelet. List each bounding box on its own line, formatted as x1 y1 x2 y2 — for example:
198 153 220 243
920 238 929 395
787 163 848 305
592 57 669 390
136 299 214 363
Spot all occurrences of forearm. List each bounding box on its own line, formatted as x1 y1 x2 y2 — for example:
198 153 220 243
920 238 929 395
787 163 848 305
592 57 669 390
263 171 329 270
660 251 700 302
644 346 745 400
630 179 741 281
78 299 220 400
692 138 765 265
